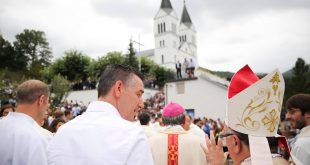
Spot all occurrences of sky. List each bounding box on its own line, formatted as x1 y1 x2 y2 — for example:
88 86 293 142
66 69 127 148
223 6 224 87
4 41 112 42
1 0 310 73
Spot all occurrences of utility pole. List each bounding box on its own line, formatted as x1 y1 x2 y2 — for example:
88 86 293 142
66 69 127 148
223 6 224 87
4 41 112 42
132 35 144 72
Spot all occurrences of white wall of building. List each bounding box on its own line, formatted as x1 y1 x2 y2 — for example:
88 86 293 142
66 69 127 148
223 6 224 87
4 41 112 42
165 77 227 120
65 88 159 106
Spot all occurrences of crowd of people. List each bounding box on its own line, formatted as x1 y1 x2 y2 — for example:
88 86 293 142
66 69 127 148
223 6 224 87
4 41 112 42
0 64 309 165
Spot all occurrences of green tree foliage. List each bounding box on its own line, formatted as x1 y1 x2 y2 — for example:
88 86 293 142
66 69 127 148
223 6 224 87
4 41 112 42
0 35 15 70
13 29 52 75
125 40 138 70
51 50 91 81
141 57 157 77
284 58 310 101
152 66 175 89
50 74 70 107
88 51 126 78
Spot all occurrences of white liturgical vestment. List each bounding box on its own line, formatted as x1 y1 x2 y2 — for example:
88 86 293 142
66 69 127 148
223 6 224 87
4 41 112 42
0 112 48 165
47 101 154 165
291 125 310 165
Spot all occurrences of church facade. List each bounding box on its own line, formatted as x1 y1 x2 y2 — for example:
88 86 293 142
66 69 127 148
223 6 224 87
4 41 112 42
138 0 229 119
138 0 197 70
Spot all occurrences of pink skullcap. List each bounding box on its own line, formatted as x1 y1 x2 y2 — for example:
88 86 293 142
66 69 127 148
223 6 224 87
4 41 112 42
162 102 185 117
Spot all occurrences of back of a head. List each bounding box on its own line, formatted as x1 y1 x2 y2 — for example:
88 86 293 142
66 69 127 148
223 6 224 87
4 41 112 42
162 102 185 126
138 111 151 125
53 110 65 119
97 64 144 98
286 93 310 115
0 103 15 117
16 80 49 104
64 109 71 116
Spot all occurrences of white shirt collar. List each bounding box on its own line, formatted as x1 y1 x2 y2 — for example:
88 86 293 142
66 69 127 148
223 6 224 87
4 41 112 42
163 125 187 133
299 125 310 137
8 112 35 124
86 101 121 117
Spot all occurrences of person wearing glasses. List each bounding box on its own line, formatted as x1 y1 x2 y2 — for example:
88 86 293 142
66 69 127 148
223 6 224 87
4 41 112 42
202 65 290 165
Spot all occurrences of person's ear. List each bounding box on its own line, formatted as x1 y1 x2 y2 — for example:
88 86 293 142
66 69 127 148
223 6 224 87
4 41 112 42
114 80 124 97
38 95 45 106
231 135 241 153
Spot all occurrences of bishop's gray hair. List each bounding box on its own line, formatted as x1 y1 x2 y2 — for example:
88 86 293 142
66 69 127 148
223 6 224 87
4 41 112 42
162 113 185 126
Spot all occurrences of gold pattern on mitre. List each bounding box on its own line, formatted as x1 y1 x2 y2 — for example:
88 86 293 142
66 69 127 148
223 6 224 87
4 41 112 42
227 69 285 136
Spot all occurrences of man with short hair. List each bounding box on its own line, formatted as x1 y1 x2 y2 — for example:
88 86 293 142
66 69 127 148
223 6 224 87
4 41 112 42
47 64 154 165
285 93 310 164
0 80 50 165
176 60 182 79
139 111 157 138
149 102 207 165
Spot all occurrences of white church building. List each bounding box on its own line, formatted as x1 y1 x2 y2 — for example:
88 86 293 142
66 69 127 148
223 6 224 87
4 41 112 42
137 0 197 70
137 0 229 119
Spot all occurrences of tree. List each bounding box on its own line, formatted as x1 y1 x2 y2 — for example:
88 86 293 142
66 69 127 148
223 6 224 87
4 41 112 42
141 56 157 77
51 50 91 81
88 51 126 78
13 29 52 77
284 58 310 101
125 40 138 70
0 35 15 70
14 29 52 66
50 74 71 107
152 66 175 89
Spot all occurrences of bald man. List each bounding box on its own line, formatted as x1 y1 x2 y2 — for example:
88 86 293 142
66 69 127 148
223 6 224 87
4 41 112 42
0 80 50 165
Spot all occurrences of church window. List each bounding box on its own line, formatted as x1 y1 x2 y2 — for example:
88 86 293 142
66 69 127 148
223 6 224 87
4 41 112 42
158 24 160 34
179 36 182 42
163 40 165 46
160 41 162 47
161 55 164 64
185 35 187 41
163 22 166 32
160 23 163 33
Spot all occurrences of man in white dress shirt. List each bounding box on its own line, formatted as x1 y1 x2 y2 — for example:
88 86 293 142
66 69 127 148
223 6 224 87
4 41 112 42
47 64 154 165
0 80 50 165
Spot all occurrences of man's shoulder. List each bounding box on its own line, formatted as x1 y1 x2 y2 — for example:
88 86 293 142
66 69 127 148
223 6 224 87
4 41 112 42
118 119 144 133
295 136 310 146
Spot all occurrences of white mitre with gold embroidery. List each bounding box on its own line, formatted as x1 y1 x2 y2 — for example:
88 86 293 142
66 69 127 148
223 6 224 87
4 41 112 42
226 65 285 165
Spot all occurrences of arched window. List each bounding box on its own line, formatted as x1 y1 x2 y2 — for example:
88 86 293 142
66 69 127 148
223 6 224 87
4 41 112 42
158 24 160 34
163 22 166 32
161 55 164 64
